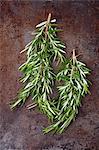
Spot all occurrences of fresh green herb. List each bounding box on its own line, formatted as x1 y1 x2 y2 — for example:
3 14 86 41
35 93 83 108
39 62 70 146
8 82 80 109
44 49 91 133
10 14 91 134
10 13 65 122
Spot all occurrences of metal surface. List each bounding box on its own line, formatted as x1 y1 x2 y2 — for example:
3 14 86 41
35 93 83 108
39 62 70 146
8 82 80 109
0 1 99 150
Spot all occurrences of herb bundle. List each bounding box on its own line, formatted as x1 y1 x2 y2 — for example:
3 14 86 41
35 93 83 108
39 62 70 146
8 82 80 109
44 49 91 133
10 13 65 120
10 14 91 133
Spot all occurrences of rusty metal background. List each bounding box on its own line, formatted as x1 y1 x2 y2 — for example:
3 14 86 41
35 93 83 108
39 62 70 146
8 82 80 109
0 1 99 150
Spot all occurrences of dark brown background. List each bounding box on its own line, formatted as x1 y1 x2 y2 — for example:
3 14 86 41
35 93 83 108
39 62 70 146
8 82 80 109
0 0 99 150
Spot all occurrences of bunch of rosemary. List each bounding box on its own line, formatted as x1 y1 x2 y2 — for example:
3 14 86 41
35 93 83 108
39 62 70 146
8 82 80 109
10 14 91 133
44 49 91 133
10 13 65 119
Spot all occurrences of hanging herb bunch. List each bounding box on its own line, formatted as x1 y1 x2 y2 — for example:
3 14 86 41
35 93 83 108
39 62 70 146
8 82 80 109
10 13 91 133
44 49 91 133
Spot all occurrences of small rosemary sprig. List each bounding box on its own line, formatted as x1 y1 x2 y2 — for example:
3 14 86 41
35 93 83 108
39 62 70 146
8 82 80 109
43 49 91 133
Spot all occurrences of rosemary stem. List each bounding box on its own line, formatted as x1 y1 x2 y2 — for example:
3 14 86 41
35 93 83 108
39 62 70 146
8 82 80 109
45 13 51 40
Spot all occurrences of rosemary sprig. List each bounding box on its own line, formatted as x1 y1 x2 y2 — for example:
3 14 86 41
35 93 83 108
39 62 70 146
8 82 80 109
44 49 91 133
10 14 65 122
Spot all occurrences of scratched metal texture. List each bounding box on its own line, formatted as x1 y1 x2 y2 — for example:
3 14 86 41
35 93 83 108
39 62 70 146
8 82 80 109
0 1 99 150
